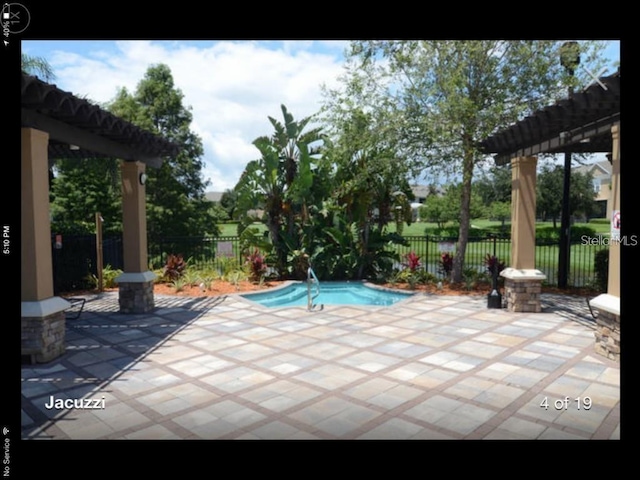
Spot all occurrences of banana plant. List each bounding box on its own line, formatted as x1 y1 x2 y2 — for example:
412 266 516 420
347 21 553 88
235 105 325 278
268 105 324 237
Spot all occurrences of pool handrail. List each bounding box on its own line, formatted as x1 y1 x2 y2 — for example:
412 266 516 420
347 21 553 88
307 267 321 311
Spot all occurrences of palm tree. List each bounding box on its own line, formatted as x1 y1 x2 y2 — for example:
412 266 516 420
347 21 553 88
21 53 56 82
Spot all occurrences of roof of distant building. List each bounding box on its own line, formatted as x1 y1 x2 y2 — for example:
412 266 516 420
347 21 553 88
205 191 223 202
573 159 612 176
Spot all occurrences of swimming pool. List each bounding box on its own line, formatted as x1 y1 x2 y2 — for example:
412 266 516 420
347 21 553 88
240 281 413 308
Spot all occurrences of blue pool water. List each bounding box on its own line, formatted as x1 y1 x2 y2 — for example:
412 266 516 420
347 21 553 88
240 281 413 308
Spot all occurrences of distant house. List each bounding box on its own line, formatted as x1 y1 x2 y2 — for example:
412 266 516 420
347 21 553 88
410 184 444 204
573 158 612 219
409 184 443 222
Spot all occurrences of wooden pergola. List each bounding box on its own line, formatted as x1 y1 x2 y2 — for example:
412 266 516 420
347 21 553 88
479 70 621 361
480 70 620 165
21 73 179 363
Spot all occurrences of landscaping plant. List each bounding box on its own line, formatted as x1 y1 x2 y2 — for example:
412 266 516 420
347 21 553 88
163 253 187 281
246 248 268 282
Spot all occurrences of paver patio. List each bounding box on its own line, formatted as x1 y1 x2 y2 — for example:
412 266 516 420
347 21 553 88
21 291 620 440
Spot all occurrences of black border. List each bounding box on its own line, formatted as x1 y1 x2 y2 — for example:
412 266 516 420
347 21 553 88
2 5 23 477
7 5 628 473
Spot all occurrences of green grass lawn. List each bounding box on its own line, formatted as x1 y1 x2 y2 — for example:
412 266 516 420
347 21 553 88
217 222 268 237
219 218 610 238
390 219 611 236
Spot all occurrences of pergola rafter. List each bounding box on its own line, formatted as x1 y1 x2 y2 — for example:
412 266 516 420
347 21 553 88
480 70 620 164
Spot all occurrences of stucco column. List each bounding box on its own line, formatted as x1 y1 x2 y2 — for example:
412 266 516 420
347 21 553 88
510 156 537 270
590 123 620 362
22 128 55 301
501 155 546 312
121 161 148 273
21 127 70 363
116 161 156 313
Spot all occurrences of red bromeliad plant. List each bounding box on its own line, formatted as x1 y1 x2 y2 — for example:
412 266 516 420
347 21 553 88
404 251 421 272
439 252 453 278
163 254 186 281
484 253 506 276
246 248 268 281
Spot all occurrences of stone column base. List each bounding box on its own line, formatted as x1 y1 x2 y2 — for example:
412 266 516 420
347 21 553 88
21 297 71 363
116 271 156 313
500 268 546 313
589 294 620 362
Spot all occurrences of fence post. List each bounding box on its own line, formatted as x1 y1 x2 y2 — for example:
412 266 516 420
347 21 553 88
96 212 104 292
425 235 429 275
493 233 497 259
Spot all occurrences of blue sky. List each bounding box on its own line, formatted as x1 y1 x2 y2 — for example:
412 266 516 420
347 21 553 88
22 40 620 192
22 40 348 191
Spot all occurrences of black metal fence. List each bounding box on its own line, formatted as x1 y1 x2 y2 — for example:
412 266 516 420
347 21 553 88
394 235 607 287
51 233 607 293
148 236 242 271
51 234 123 293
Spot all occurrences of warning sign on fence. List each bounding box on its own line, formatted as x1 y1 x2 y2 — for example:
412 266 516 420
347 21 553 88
438 241 455 253
216 241 234 258
611 210 620 240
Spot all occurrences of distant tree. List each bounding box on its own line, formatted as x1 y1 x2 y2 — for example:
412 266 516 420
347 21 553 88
419 183 484 230
569 168 598 221
330 40 610 282
536 164 597 227
108 64 218 237
50 158 122 235
444 183 485 223
220 189 239 220
488 201 511 231
474 165 512 206
419 195 454 229
537 165 564 227
208 202 230 224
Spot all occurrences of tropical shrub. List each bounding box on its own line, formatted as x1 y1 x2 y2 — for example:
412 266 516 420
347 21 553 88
404 251 421 272
426 226 485 238
246 248 268 281
102 265 123 288
594 248 609 292
535 225 596 243
439 252 453 278
484 254 506 276
170 277 186 292
163 254 187 281
84 264 123 289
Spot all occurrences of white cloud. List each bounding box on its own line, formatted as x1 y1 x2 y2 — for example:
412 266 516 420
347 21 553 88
45 40 346 192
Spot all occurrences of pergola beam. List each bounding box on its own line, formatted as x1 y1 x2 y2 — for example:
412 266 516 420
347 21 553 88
491 111 620 165
481 71 620 165
22 109 163 168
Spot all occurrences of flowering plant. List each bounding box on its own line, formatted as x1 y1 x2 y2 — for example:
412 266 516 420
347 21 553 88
246 249 267 281
484 254 505 276
439 252 453 277
404 251 421 272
